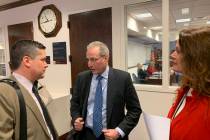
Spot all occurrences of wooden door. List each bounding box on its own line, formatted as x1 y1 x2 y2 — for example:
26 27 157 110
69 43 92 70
68 8 112 86
8 21 34 50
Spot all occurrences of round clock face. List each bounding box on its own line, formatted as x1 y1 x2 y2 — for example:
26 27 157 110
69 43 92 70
39 8 57 33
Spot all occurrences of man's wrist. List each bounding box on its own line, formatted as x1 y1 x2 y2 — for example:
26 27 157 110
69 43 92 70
115 127 125 138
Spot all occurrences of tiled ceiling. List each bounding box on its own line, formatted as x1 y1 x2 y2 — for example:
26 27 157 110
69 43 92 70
127 0 210 32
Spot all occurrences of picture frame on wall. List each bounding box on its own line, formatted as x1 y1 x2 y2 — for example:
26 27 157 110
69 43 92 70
46 56 50 64
52 42 67 64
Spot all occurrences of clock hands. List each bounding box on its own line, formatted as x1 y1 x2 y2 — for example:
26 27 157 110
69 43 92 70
41 19 53 24
40 13 53 24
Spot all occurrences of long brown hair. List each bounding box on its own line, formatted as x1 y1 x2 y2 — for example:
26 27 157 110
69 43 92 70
179 26 210 96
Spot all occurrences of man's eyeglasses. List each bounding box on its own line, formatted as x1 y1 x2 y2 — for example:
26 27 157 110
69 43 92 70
86 57 103 63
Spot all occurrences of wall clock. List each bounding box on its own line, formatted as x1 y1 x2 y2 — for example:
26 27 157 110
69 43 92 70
38 4 62 37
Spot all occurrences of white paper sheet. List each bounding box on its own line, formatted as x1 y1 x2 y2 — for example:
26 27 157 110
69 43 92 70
143 112 171 140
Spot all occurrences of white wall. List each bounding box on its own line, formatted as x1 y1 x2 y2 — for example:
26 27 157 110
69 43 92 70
0 0 117 97
127 39 151 67
127 38 152 81
0 0 176 139
130 90 175 140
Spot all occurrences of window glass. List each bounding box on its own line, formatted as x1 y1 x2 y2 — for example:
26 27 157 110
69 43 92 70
126 0 162 85
169 0 210 86
0 28 6 78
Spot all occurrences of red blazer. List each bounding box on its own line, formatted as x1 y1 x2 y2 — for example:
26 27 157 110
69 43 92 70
168 88 210 140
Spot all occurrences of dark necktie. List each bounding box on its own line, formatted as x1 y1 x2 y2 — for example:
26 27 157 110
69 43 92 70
92 75 103 138
32 81 56 140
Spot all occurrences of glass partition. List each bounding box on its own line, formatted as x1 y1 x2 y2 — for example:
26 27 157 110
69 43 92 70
0 28 6 78
169 0 210 86
126 0 162 85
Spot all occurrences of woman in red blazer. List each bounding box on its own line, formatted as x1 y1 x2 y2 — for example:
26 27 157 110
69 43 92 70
168 26 210 140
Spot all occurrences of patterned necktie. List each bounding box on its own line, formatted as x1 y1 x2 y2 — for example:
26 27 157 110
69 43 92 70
93 75 103 138
32 81 56 140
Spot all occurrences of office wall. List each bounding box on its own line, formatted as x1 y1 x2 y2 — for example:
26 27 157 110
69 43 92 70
127 39 151 68
131 90 175 140
0 0 117 97
0 0 176 139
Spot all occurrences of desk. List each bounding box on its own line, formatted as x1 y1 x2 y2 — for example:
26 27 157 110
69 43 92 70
48 94 71 136
145 78 162 85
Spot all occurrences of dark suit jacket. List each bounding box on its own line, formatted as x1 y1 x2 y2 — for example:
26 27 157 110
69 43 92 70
70 68 142 140
0 76 58 140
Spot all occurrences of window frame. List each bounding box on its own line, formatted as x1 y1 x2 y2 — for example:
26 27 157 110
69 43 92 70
124 0 177 93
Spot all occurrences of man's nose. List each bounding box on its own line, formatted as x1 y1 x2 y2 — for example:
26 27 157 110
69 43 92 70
45 63 48 68
87 61 92 67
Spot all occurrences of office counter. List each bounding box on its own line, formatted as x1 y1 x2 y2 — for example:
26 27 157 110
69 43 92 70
47 94 71 136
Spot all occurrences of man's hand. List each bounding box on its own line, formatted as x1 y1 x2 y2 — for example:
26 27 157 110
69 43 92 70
102 129 120 140
74 117 84 131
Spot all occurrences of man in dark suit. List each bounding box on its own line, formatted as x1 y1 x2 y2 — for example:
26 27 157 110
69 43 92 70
0 40 58 140
70 41 141 140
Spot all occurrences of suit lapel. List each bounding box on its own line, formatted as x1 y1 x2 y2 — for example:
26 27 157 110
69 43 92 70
22 86 51 138
82 72 92 118
80 70 115 126
10 76 51 138
106 68 115 126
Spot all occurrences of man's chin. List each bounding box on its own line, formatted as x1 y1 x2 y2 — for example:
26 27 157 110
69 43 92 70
38 75 45 79
90 70 97 74
91 71 97 74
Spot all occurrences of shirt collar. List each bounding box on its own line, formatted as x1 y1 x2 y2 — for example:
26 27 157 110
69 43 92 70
93 66 109 80
12 72 33 92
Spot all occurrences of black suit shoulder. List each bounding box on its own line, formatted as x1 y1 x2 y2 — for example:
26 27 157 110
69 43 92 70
109 68 131 80
77 68 129 79
78 70 91 76
111 68 129 74
77 70 92 79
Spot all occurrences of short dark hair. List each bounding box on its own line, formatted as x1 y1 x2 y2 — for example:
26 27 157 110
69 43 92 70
10 40 46 70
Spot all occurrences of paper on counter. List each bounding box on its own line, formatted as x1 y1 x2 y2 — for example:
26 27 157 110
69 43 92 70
143 112 171 140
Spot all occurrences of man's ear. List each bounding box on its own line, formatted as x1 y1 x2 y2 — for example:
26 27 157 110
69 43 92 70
104 55 109 62
22 56 31 68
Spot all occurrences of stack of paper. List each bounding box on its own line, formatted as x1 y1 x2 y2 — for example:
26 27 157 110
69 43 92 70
143 112 171 140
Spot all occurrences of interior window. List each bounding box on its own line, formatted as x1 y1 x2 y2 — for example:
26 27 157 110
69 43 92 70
126 0 162 85
169 0 210 86
0 28 6 78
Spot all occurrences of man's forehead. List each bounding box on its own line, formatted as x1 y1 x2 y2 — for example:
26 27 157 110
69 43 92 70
86 49 100 56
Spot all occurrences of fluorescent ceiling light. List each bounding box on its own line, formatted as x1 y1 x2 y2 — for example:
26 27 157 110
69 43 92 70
155 34 160 41
150 26 162 30
176 18 191 23
127 16 139 32
147 29 153 38
182 8 189 15
136 13 152 18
